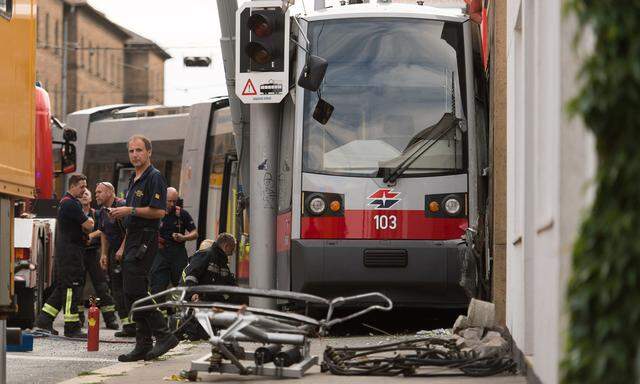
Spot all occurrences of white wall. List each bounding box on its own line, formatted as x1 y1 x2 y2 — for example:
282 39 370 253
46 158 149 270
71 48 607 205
505 1 595 383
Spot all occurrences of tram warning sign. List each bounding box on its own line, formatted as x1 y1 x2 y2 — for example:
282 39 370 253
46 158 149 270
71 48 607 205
242 79 257 96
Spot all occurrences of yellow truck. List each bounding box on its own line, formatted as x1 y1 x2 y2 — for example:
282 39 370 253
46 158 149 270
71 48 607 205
1 0 36 379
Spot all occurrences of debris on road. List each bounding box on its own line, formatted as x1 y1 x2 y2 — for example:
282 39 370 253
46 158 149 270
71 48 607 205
321 337 516 377
323 298 516 378
415 328 451 337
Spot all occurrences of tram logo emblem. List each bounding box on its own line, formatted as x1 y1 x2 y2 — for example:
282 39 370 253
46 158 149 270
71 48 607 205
367 188 401 209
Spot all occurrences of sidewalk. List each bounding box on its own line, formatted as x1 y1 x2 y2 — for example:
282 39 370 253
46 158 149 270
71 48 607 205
58 336 526 384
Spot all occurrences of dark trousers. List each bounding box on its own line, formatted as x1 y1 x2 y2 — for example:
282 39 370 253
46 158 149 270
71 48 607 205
122 228 167 332
149 245 188 294
79 248 117 318
108 247 132 328
37 244 84 333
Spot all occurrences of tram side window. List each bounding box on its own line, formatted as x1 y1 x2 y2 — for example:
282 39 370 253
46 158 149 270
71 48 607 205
1 0 12 19
278 94 295 212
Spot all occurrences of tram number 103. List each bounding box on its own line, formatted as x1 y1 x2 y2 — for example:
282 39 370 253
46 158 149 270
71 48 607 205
374 215 397 230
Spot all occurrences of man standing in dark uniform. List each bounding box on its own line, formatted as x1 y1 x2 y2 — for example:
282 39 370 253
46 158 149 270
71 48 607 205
96 181 135 337
34 174 94 338
78 189 119 330
150 187 198 295
109 135 179 362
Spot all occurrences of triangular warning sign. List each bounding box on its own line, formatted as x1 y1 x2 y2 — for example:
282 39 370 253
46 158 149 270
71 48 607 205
242 79 257 96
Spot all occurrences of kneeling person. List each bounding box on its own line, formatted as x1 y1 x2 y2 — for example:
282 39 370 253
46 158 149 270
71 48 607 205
172 234 239 341
182 233 239 303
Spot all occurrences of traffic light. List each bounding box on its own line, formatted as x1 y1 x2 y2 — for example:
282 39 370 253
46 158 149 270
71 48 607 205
184 56 212 67
236 1 290 104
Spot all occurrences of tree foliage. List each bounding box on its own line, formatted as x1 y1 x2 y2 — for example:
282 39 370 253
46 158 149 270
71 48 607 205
562 1 640 383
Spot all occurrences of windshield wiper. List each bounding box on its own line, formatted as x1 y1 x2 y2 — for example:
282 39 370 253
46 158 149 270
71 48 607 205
381 113 464 184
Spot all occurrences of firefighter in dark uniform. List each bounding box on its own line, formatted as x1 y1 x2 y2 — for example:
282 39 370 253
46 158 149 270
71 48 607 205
182 233 239 303
109 135 179 362
150 187 197 295
171 234 241 341
78 189 119 330
34 174 94 338
96 181 135 336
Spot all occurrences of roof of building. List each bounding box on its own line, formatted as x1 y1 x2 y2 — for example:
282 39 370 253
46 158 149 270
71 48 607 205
64 0 171 60
64 0 130 38
121 27 172 60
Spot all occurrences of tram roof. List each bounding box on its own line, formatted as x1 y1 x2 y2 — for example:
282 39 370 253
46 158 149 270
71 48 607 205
300 1 469 23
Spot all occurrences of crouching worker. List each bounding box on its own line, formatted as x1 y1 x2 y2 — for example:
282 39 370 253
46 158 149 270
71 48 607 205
183 233 240 302
170 233 244 341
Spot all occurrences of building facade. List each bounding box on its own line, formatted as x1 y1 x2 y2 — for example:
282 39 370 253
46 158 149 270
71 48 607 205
505 1 596 383
123 31 171 105
36 0 64 117
36 0 170 119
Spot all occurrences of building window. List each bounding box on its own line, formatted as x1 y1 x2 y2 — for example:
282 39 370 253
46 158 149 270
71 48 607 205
97 48 102 78
1 0 12 20
117 59 122 87
79 37 84 67
54 21 59 55
45 13 50 46
100 49 108 80
36 11 41 42
109 55 114 84
88 42 93 73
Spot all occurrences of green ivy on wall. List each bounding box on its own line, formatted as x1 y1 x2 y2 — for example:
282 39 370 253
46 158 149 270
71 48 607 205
562 1 640 383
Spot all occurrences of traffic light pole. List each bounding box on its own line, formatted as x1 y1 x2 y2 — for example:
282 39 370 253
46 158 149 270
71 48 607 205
234 0 289 309
249 103 279 309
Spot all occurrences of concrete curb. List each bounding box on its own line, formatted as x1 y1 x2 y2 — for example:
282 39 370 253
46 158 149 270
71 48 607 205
56 342 196 384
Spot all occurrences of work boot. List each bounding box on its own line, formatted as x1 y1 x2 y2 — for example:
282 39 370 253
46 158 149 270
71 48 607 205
118 320 153 362
145 311 179 360
33 313 59 336
114 323 136 337
64 323 87 339
103 311 119 330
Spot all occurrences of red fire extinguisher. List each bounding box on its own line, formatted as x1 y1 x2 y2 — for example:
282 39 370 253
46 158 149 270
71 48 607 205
87 296 100 352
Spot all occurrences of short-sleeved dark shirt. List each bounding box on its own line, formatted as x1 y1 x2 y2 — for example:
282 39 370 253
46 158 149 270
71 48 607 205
98 197 126 251
57 192 88 247
159 208 196 247
124 165 167 230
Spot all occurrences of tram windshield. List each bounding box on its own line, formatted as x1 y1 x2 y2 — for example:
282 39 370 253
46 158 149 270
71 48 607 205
302 18 467 177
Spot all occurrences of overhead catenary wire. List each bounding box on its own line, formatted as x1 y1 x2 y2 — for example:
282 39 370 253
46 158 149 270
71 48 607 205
38 42 222 52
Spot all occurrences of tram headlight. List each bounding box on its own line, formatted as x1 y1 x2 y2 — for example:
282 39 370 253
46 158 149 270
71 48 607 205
308 196 326 216
303 191 344 217
443 196 462 215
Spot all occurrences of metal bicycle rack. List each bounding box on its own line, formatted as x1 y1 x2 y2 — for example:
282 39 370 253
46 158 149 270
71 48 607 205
131 286 392 380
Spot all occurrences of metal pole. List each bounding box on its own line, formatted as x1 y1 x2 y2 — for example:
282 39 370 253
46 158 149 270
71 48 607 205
249 104 278 309
216 0 250 193
61 7 70 121
0 319 6 384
